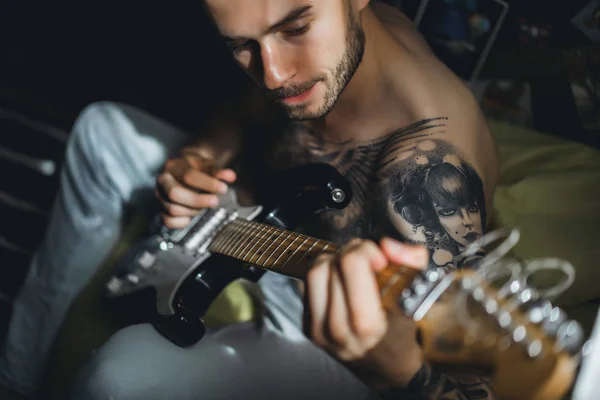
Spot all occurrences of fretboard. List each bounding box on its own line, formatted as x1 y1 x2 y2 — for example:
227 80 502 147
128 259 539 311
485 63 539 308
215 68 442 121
209 219 336 279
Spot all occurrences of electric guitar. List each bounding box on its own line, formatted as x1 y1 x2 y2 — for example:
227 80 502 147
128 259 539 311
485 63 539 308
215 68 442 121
104 163 584 400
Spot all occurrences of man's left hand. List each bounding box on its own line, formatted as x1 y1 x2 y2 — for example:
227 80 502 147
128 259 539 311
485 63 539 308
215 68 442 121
303 237 429 390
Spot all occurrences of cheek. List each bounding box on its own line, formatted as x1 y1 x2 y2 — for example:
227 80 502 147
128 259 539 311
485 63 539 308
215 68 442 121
301 20 347 71
439 215 460 230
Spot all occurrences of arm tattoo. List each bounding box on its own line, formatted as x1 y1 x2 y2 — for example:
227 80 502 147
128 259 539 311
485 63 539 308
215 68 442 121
382 135 487 270
378 363 495 400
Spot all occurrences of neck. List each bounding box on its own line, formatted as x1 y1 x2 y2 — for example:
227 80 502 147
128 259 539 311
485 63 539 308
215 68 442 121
308 6 405 144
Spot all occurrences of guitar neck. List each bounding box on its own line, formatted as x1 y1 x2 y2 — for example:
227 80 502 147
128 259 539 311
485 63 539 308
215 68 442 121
209 219 336 279
211 221 579 400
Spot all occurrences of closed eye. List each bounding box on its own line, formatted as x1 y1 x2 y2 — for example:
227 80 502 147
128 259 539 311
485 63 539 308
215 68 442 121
437 208 456 217
284 24 310 37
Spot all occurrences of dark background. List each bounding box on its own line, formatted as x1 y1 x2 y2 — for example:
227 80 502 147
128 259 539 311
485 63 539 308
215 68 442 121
0 0 598 337
0 0 596 129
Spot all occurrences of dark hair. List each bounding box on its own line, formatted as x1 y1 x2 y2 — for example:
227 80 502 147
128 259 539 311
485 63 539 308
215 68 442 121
389 162 485 247
425 163 474 210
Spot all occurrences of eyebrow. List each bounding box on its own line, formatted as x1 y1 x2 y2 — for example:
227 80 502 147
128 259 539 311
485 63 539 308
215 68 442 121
222 5 312 42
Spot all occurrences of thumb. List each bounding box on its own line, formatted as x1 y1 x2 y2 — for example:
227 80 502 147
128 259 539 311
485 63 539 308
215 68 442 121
213 169 237 184
380 238 428 271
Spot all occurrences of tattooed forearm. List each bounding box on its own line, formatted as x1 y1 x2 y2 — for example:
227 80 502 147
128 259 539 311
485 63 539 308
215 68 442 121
377 363 495 400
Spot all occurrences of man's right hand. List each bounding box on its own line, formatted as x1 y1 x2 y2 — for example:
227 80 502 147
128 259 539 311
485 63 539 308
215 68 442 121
156 152 236 229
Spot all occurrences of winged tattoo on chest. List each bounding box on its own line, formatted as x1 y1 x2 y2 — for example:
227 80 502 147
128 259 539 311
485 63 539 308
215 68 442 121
264 116 486 271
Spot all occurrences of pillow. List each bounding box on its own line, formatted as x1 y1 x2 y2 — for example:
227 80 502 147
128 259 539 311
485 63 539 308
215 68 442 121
488 119 600 307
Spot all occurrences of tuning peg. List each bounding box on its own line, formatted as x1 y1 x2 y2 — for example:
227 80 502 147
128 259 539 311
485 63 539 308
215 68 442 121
484 299 498 314
517 288 539 306
512 325 528 343
471 286 486 302
497 279 521 300
524 299 553 324
542 307 568 337
402 297 418 315
414 282 428 296
555 320 584 355
496 309 512 328
527 339 543 358
461 276 474 290
425 269 440 282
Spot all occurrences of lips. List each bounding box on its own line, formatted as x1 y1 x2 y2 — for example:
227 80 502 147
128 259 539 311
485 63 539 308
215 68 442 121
463 232 480 242
280 84 316 104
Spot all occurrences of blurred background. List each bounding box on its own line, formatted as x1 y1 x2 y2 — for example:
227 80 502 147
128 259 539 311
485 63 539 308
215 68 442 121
0 0 599 348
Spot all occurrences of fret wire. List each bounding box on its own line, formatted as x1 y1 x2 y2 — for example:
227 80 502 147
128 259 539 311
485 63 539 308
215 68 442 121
234 221 263 260
287 238 318 276
219 220 246 254
209 229 222 252
254 225 280 266
261 230 293 270
213 220 237 252
240 223 269 262
315 242 333 260
211 222 233 252
216 224 239 254
271 232 300 269
210 219 339 280
246 224 273 264
209 217 229 250
248 225 273 265
231 221 255 259
279 236 310 271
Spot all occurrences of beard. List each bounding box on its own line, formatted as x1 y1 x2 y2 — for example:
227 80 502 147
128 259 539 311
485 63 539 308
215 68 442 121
276 9 366 121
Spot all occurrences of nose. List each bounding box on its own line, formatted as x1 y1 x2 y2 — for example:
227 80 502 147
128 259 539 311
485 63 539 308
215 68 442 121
460 208 474 228
260 41 295 90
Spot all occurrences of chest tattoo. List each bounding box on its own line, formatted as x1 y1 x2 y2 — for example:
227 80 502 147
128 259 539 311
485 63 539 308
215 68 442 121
266 117 452 244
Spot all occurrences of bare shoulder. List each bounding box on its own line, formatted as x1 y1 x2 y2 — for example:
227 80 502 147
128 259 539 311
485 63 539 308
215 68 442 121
371 3 498 205
370 2 431 53
375 116 495 269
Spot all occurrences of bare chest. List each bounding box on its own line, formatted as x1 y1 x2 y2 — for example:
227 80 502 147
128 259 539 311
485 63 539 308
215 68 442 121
258 122 423 244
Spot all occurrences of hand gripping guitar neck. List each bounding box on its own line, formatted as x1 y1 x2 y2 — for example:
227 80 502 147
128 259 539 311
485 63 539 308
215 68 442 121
104 164 583 400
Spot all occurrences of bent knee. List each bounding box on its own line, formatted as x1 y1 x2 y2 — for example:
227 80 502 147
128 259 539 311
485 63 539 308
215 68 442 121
68 102 135 157
70 354 146 400
69 360 125 400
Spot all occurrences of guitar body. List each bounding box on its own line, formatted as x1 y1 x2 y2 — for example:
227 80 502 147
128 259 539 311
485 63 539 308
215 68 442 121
104 163 352 347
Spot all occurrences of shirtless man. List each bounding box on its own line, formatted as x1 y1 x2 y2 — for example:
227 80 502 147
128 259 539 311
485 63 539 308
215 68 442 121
0 0 498 399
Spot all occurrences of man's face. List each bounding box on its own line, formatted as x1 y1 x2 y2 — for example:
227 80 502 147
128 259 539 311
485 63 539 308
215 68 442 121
205 0 366 121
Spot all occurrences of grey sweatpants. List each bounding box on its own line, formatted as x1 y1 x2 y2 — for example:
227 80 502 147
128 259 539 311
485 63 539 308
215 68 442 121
0 102 376 399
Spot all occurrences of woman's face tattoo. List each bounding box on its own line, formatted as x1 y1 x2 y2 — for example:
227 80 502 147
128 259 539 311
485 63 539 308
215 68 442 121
383 136 487 268
434 201 482 247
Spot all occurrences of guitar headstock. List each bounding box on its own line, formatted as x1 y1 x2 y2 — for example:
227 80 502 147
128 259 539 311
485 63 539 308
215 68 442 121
377 229 584 400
